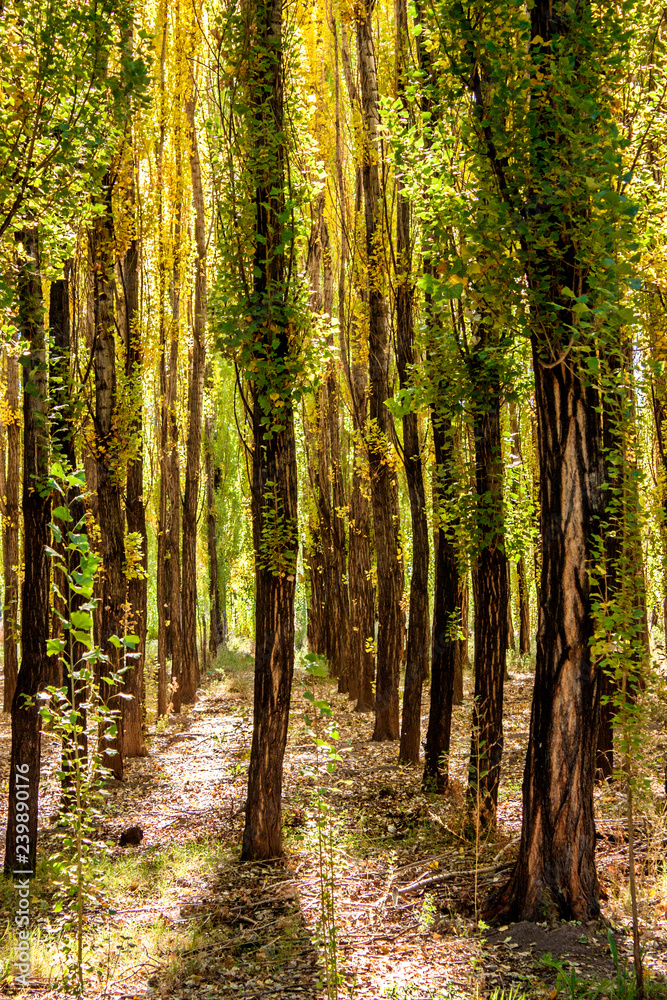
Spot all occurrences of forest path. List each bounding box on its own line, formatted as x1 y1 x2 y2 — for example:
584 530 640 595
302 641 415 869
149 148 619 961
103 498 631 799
0 649 666 998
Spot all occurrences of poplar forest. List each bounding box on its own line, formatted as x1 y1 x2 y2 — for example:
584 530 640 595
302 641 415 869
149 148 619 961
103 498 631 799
5 0 667 997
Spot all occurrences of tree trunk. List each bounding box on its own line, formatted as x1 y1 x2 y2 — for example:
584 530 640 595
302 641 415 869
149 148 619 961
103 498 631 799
121 207 148 757
423 414 460 792
205 413 223 656
155 11 169 720
488 352 604 921
453 579 467 706
91 178 126 780
181 93 207 706
396 0 430 766
49 269 89 801
5 227 49 876
517 558 531 656
356 0 404 742
241 0 298 861
1 338 20 712
467 378 509 828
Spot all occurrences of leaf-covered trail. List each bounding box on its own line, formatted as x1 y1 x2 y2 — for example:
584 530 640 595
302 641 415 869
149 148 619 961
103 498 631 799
1 651 667 998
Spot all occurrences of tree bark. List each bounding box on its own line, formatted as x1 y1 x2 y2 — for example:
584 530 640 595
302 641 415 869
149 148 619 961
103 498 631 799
241 0 298 861
91 178 126 780
467 375 509 828
1 337 20 713
180 93 207 706
121 203 148 757
396 0 430 766
356 0 404 741
205 413 224 656
423 413 460 791
517 558 531 656
488 351 604 921
5 227 49 876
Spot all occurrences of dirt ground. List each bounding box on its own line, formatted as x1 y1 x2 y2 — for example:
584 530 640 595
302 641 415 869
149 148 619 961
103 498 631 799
0 651 666 999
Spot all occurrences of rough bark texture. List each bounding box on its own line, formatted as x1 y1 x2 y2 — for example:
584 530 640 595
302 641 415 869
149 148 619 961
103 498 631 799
423 414 460 792
5 228 49 876
181 94 207 706
468 377 509 828
121 218 148 757
1 337 20 712
396 0 430 765
91 179 126 780
510 402 532 656
241 0 298 861
487 352 604 921
356 0 404 741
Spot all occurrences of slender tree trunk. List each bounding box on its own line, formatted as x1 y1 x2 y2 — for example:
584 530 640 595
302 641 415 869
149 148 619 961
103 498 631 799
1 338 20 712
49 270 89 801
166 257 182 713
205 413 223 656
467 377 509 828
517 558 531 655
155 10 169 719
509 402 531 656
423 413 460 791
453 578 468 706
121 204 148 757
241 0 298 861
396 0 429 765
5 227 49 876
356 0 404 741
181 93 207 705
91 178 126 780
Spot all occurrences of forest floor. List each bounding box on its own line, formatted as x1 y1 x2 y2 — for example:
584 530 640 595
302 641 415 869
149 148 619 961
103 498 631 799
0 645 666 999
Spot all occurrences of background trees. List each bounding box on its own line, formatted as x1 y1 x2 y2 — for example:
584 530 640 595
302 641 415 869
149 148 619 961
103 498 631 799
0 0 665 941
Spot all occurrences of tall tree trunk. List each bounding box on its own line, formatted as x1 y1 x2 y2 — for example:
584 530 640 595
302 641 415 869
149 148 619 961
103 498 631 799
121 196 148 757
91 178 126 780
155 9 169 719
181 93 207 705
1 338 20 712
509 402 531 655
467 376 509 828
356 0 404 741
241 0 298 861
205 413 223 656
337 22 375 710
166 249 182 713
396 0 430 766
5 227 49 875
49 270 89 800
488 351 604 921
423 413 460 792
517 558 531 656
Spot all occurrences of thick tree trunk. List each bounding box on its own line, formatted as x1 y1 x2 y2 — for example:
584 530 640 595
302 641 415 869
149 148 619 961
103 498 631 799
181 95 207 706
121 218 148 757
467 381 509 828
356 0 404 741
241 0 298 861
396 0 429 766
5 227 49 876
423 414 460 792
1 339 20 712
91 179 126 780
488 351 604 921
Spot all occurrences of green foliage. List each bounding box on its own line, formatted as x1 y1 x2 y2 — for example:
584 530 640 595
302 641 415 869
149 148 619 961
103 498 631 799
40 464 137 995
